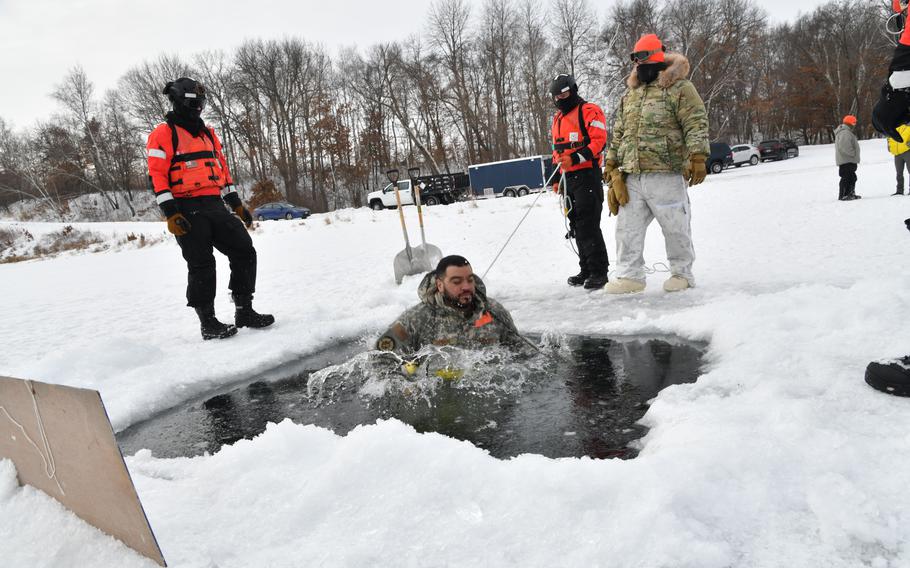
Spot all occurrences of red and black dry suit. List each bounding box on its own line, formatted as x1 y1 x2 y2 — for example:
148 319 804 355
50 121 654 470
147 116 257 308
552 100 609 278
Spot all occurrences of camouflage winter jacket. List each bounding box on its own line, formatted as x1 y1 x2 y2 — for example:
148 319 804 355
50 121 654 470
606 53 710 174
376 272 526 356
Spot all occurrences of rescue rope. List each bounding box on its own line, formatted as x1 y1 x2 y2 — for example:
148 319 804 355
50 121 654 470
643 261 671 275
0 380 65 496
559 177 579 258
482 168 564 279
886 4 906 45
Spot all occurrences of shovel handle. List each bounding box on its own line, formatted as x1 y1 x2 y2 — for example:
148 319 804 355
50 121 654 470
415 186 428 245
393 183 412 251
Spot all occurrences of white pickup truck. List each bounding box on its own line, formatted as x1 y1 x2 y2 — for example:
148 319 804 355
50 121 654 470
368 180 416 210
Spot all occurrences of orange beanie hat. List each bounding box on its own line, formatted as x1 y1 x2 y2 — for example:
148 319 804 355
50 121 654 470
843 115 857 126
632 34 665 64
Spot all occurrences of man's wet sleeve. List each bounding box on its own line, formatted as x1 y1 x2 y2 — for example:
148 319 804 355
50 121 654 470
376 321 410 353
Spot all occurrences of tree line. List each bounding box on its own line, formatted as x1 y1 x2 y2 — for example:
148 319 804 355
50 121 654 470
0 0 895 219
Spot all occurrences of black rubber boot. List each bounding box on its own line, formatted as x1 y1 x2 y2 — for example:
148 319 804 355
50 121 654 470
233 294 275 329
567 272 590 287
866 356 910 397
583 274 609 290
195 305 238 340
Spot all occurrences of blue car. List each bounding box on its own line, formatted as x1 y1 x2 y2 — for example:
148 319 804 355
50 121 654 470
253 202 311 221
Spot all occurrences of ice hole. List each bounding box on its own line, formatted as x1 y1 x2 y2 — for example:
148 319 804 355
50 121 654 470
117 334 706 460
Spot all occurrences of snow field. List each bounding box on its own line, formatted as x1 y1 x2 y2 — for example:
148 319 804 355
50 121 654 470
2 140 910 566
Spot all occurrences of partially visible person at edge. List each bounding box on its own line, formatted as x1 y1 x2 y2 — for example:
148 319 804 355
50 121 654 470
603 33 709 295
865 0 910 397
834 114 862 201
146 77 274 340
887 123 910 196
375 255 529 356
549 74 610 290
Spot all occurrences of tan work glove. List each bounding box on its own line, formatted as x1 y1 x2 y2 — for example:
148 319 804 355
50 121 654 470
602 158 617 184
606 167 628 216
166 213 192 236
685 153 707 187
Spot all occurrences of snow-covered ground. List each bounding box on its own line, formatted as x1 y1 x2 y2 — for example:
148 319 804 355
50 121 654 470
2 140 910 567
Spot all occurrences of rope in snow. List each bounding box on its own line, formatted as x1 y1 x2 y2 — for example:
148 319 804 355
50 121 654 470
482 168 564 279
0 381 65 496
643 262 671 274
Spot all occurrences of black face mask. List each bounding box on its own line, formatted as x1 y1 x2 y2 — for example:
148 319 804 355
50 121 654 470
554 92 583 114
636 63 665 84
165 109 206 137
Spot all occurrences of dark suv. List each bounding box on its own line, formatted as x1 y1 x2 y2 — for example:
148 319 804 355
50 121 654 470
782 139 799 158
758 139 789 161
708 142 734 174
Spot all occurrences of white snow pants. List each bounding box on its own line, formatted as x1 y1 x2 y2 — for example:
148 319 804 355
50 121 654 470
612 172 696 285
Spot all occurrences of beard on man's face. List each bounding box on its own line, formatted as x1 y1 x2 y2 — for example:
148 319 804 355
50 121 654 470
444 289 474 309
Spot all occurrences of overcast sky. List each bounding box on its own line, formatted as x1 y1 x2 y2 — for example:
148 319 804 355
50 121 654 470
0 0 829 128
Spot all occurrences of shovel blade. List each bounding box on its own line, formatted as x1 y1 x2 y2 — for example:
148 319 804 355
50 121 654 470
394 246 431 284
414 244 443 272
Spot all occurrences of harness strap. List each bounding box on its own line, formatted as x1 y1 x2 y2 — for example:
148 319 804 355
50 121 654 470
173 150 217 163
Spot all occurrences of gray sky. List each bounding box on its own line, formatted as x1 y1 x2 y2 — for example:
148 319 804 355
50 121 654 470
0 0 828 128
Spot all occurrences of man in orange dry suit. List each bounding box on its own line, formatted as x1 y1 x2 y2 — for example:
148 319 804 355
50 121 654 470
550 73 609 290
146 77 274 340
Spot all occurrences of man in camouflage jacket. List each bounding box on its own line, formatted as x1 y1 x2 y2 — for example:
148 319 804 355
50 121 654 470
376 255 527 356
603 33 709 294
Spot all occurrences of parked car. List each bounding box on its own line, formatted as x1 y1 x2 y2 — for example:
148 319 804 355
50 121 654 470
253 202 311 221
708 142 734 174
782 138 799 158
758 139 789 161
730 144 760 167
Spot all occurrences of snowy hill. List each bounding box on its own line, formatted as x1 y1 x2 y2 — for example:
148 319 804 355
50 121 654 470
2 140 910 567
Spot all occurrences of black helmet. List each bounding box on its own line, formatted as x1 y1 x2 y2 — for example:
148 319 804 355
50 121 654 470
549 73 577 98
163 77 207 112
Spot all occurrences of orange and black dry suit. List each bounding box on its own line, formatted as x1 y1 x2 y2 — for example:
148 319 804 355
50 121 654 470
551 100 609 278
146 119 256 307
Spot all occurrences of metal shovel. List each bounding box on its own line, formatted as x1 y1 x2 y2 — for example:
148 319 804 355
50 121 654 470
414 184 443 270
393 182 430 284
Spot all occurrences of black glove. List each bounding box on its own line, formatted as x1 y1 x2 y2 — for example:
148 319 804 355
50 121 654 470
234 205 253 227
166 213 191 236
873 82 910 141
904 218 910 233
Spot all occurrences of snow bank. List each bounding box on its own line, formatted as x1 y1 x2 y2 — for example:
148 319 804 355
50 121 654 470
2 141 910 567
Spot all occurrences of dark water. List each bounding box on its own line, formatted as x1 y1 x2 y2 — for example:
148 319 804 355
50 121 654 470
117 334 706 460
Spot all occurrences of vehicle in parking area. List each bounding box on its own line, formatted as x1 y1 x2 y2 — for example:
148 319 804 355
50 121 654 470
708 142 734 174
253 202 311 221
758 139 790 161
782 139 799 158
730 144 760 167
469 155 554 198
367 173 469 210
368 180 416 210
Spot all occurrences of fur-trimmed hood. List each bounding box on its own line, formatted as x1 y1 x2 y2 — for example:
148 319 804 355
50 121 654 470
627 52 691 89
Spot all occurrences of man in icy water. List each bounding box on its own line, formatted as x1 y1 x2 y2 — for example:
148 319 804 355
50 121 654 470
376 255 529 356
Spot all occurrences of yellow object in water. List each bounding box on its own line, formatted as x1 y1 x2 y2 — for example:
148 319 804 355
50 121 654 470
434 367 464 381
403 361 419 375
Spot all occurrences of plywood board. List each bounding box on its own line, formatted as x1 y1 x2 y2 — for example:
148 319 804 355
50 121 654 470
0 375 166 566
